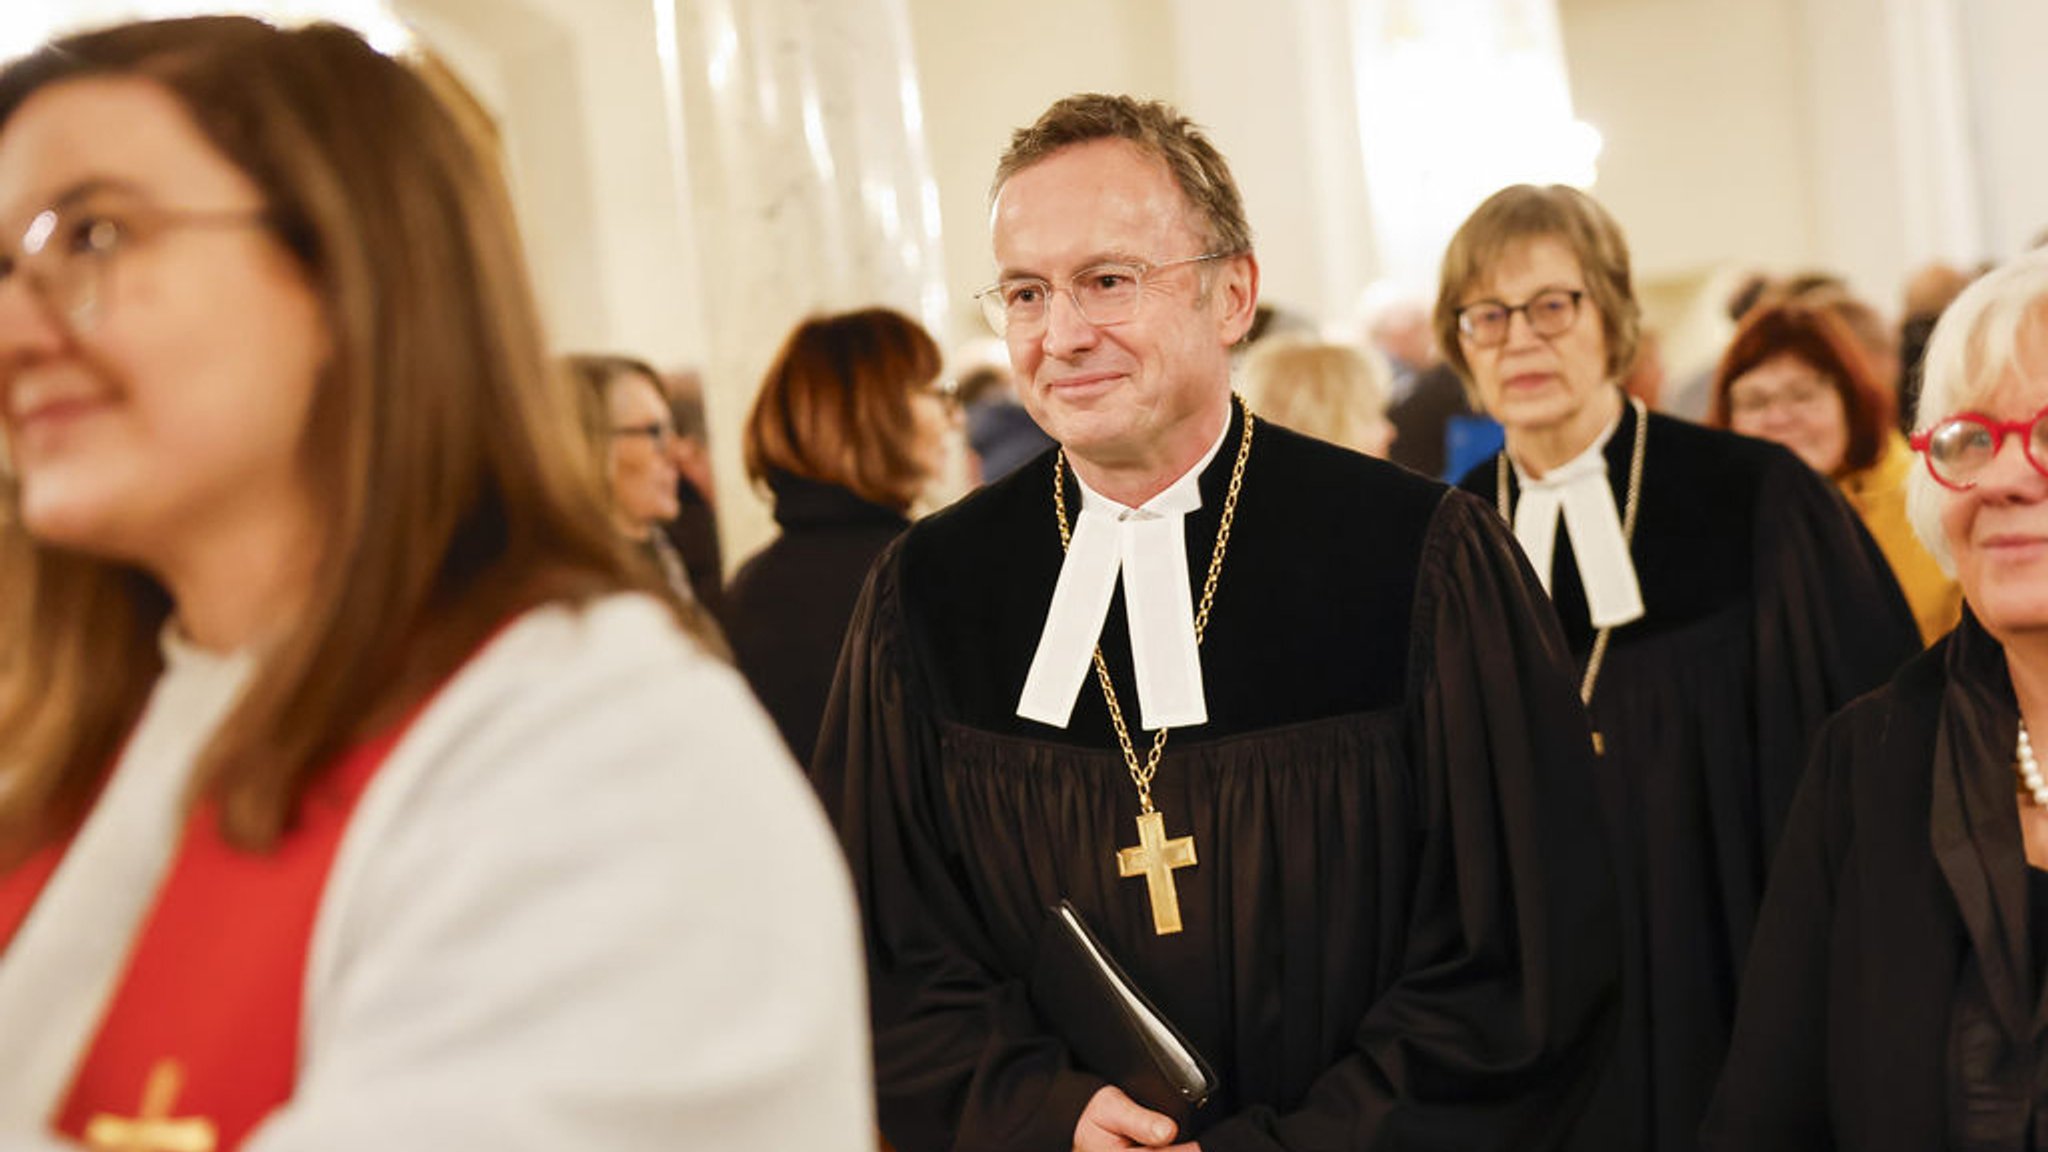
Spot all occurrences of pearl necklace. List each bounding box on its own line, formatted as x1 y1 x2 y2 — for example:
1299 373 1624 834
2020 720 2048 808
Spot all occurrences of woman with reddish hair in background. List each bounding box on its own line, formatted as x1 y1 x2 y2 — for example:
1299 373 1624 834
1714 301 1962 643
724 307 956 761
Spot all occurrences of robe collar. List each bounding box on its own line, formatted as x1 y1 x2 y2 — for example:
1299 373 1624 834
1507 395 1645 630
1015 411 1232 731
764 468 912 531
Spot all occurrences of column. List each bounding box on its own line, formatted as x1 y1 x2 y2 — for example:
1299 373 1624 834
1801 0 1983 300
658 0 948 565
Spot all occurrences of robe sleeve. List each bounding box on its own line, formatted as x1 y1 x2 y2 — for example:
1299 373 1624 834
1750 449 1918 861
811 541 1105 1152
1196 490 1620 1151
1697 707 1851 1151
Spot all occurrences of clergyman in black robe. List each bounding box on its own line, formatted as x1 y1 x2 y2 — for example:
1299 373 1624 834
814 394 1620 1149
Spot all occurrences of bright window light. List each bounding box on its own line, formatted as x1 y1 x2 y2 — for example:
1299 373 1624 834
1352 0 1603 286
1 0 412 64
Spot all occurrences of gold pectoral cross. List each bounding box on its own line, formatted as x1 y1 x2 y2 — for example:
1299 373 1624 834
85 1060 218 1152
1118 809 1197 935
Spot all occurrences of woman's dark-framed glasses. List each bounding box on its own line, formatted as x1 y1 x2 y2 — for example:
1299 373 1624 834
1455 289 1585 348
1909 406 2048 491
0 187 270 332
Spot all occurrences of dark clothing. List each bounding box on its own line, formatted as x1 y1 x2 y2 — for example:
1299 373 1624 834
1899 311 1943 436
1386 361 1475 480
1458 403 1922 1151
1703 613 2048 1152
814 406 1620 1151
726 471 909 761
2031 867 2048 992
966 398 1056 484
662 475 726 620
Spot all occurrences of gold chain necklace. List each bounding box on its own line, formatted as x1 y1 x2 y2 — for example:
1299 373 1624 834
1497 393 1648 755
1053 395 1253 934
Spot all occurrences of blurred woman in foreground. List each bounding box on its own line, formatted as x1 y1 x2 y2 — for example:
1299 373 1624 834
0 17 867 1148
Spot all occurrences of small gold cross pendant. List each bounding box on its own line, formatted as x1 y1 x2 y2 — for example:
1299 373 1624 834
85 1060 218 1152
1117 809 1198 935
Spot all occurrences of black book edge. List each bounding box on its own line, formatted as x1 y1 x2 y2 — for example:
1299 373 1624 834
1047 899 1216 1106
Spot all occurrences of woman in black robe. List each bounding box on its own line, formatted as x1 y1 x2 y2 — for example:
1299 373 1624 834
1434 185 1921 1151
1704 249 2048 1150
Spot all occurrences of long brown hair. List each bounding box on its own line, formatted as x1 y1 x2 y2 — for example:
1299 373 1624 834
0 17 658 859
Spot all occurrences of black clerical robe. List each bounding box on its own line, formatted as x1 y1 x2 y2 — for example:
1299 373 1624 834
1703 613 2046 1152
1457 401 1922 1152
814 407 1619 1151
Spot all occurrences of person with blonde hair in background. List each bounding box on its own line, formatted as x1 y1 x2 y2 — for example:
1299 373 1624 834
0 17 868 1148
1237 335 1396 459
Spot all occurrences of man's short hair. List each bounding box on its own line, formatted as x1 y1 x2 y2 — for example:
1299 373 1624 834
993 93 1253 257
1433 184 1642 389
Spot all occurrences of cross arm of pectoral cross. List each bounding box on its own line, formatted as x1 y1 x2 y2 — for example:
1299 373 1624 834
1117 809 1197 935
83 1060 218 1152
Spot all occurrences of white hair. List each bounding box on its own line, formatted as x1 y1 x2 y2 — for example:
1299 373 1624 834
1905 248 2048 572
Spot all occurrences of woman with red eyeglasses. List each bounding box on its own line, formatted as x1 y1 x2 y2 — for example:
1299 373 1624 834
1706 247 2048 1151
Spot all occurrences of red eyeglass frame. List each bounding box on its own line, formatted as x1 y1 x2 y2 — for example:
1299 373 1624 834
1909 406 2048 491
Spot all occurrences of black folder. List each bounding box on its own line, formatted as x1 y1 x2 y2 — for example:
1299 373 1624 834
1028 899 1218 1123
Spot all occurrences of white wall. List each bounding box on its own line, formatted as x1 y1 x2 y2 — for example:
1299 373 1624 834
397 0 704 363
1961 0 2048 260
905 0 1178 349
1557 0 1818 285
1171 0 1379 333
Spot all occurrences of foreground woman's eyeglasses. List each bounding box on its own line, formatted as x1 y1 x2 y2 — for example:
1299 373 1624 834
0 190 271 332
1910 407 2048 490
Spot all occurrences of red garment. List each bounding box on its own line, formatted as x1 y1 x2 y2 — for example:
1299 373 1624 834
0 724 407 1149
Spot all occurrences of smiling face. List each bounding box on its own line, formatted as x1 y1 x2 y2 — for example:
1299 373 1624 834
0 77 329 585
990 138 1256 493
1726 352 1852 475
1939 321 2048 643
1457 234 1616 453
